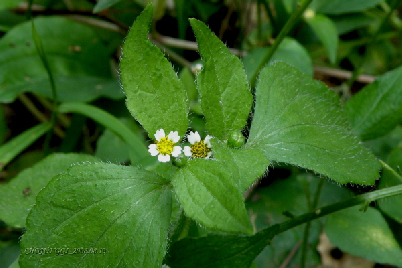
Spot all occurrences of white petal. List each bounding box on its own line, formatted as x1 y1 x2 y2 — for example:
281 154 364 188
158 154 170 162
205 135 213 147
206 152 212 159
172 146 182 157
187 131 201 144
148 144 159 156
168 131 180 143
155 129 165 141
191 63 203 73
183 146 192 157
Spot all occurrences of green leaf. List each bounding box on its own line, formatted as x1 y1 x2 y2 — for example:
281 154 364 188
332 13 375 35
0 0 23 9
211 139 269 193
245 62 381 185
378 147 402 222
189 19 252 140
171 159 253 235
0 78 123 104
58 102 150 164
243 37 313 80
0 17 122 103
305 14 338 64
0 123 51 171
247 174 352 267
165 230 276 268
95 117 146 164
0 241 20 268
179 67 198 104
93 0 121 13
344 65 402 141
310 0 382 14
364 125 402 160
0 10 26 33
326 206 402 266
0 153 98 227
120 4 188 138
20 162 172 268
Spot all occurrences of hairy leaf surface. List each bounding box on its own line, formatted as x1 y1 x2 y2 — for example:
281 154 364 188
246 62 380 184
20 163 172 268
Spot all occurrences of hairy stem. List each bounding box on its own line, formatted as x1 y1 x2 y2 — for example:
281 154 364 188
380 159 402 183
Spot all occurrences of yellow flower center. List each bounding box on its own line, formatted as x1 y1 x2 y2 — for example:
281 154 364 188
190 141 211 158
157 137 174 155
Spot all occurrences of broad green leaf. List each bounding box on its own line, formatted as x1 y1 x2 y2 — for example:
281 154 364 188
310 0 382 14
20 162 172 268
326 206 402 266
305 14 338 64
0 123 51 171
171 159 253 235
58 102 150 164
0 17 122 103
246 62 381 185
345 65 402 141
378 147 402 222
211 139 269 193
165 230 277 268
243 37 313 80
0 153 98 227
166 174 356 268
189 19 252 140
120 4 188 138
93 0 121 13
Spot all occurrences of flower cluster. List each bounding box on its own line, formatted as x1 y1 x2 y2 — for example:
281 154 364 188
148 129 212 163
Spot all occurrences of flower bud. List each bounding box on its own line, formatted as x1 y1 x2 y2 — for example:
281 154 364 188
227 131 245 148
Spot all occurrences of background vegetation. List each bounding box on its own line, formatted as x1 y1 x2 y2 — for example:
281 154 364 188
1 0 402 267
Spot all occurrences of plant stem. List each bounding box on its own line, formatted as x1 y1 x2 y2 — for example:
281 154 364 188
153 42 192 69
260 183 402 241
261 0 276 35
314 66 375 84
380 159 402 183
300 178 325 268
17 94 64 138
250 0 314 88
35 95 70 127
31 20 60 155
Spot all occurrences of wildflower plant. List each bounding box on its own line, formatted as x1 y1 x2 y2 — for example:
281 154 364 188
9 3 402 268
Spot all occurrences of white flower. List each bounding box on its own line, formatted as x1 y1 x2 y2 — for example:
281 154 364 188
191 63 203 74
183 131 212 159
148 129 182 162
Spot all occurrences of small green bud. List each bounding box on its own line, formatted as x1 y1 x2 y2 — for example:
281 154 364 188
173 155 188 167
227 131 245 148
